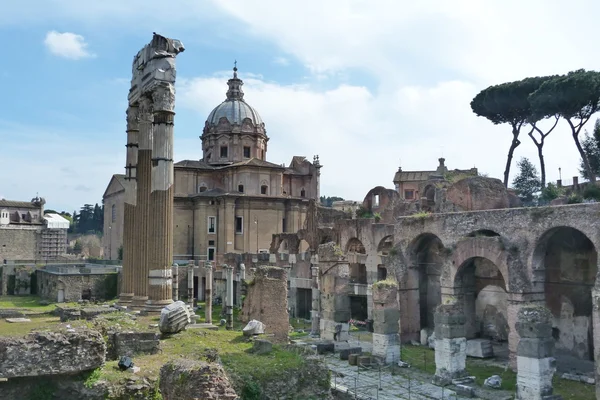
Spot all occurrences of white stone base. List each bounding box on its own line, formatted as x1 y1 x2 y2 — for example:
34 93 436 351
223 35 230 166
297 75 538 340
516 356 555 400
434 337 467 377
372 333 400 364
320 319 349 341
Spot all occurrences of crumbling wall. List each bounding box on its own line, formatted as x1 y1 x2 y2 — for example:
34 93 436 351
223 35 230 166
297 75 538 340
0 329 106 379
445 176 510 211
160 359 238 400
241 266 289 342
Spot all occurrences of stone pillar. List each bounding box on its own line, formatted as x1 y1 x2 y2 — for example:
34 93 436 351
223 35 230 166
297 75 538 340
593 290 600 400
515 305 561 400
224 265 234 330
204 263 213 324
288 255 297 317
131 96 153 309
172 264 179 301
433 303 468 386
119 105 139 305
187 260 194 309
507 292 545 370
310 260 320 336
371 282 400 364
145 84 176 312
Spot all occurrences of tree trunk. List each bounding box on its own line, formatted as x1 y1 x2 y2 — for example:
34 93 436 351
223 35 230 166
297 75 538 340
503 128 521 187
537 144 546 189
574 132 596 182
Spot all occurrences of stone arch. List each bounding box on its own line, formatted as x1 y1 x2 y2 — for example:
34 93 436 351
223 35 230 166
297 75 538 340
533 226 598 363
346 238 366 254
397 233 445 341
377 235 393 255
278 239 289 254
466 229 500 238
450 237 510 291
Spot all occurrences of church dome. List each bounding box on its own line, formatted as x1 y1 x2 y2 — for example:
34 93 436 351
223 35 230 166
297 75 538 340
205 66 264 127
207 98 263 126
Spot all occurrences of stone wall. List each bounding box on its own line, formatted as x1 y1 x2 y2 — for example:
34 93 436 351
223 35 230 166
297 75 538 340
0 226 40 261
160 359 238 400
0 329 106 379
37 270 119 302
107 331 160 360
241 266 289 342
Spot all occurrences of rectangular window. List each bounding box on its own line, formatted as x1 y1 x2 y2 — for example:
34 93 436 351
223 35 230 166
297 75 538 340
261 185 268 195
207 247 215 261
207 216 216 233
208 240 215 246
111 205 116 222
374 194 380 207
235 216 243 234
243 146 251 158
404 190 414 200
238 185 244 193
282 218 286 233
220 146 228 158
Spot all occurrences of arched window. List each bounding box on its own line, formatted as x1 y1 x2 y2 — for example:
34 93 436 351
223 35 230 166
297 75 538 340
111 204 116 222
300 188 306 197
198 184 208 193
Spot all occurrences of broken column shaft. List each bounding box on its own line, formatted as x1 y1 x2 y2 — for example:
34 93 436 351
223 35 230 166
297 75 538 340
310 259 320 336
145 84 176 312
225 265 234 330
204 263 213 324
172 264 179 301
515 305 561 400
119 105 139 305
187 260 194 309
433 303 468 386
371 282 400 364
131 96 153 309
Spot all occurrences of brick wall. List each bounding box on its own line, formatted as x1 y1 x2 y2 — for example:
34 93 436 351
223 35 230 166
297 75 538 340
37 270 119 302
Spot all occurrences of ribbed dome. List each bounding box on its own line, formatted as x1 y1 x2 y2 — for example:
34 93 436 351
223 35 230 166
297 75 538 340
205 66 264 127
207 99 263 126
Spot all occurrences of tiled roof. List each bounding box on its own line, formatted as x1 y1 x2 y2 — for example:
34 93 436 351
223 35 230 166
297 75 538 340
175 160 216 170
226 158 285 169
0 200 39 209
393 171 436 182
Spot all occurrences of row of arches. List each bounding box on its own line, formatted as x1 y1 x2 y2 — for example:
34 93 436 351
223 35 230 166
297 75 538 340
339 226 598 367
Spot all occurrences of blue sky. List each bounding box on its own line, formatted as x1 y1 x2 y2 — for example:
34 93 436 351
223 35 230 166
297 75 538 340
1 0 600 213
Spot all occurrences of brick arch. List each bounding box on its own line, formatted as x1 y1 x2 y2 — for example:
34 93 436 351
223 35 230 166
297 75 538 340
345 237 366 254
450 236 510 291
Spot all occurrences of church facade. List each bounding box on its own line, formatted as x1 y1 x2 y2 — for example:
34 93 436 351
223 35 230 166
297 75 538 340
103 67 321 263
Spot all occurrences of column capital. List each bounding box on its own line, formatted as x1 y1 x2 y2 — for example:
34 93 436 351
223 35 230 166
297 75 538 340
151 84 176 113
138 96 154 121
126 105 140 130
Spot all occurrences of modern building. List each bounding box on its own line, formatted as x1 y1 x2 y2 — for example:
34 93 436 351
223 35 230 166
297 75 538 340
103 67 321 262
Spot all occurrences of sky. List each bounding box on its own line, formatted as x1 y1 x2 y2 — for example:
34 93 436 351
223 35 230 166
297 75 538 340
1 0 600 213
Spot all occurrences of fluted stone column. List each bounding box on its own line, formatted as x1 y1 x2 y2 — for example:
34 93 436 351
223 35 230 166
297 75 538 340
225 265 234 330
204 263 213 324
119 105 139 305
310 255 320 336
131 96 153 309
145 84 176 312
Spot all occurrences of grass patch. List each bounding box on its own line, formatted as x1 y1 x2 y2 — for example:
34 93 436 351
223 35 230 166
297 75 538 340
0 316 60 337
0 295 78 313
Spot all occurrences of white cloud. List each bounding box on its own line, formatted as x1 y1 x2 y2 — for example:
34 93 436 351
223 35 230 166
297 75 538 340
176 72 585 201
44 31 95 60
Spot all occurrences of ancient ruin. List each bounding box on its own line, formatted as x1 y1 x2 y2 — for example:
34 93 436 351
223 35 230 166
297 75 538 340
119 33 184 311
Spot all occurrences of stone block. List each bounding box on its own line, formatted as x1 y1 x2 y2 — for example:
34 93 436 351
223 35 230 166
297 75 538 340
339 347 362 360
159 301 191 334
435 323 466 339
455 384 474 398
348 354 359 365
434 337 467 382
5 318 31 323
0 329 106 378
515 306 553 338
316 342 335 354
372 333 400 364
420 328 429 346
252 339 273 354
160 359 238 400
81 307 117 320
434 313 467 326
320 319 350 341
517 338 554 359
466 339 494 358
242 319 265 336
516 356 556 400
358 355 371 367
109 331 160 360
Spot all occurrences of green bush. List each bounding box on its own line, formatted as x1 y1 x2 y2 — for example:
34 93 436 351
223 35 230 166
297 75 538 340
540 182 564 202
583 184 600 201
568 193 583 204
